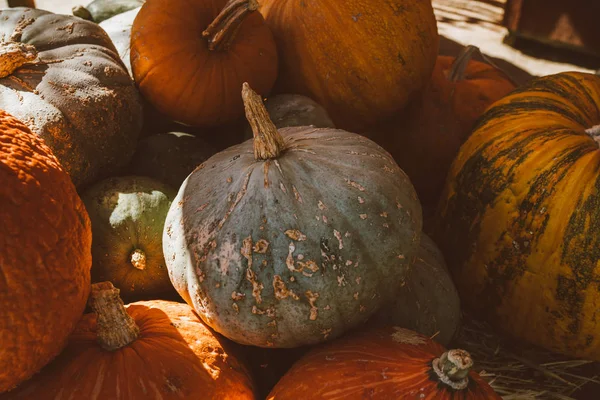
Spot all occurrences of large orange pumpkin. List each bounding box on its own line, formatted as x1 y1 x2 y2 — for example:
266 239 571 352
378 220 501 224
259 0 439 131
267 326 500 399
0 111 92 393
364 46 516 216
432 72 600 359
131 0 278 127
2 282 256 399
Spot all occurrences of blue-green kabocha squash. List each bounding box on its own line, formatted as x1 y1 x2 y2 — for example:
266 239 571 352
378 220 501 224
72 0 144 23
162 83 422 348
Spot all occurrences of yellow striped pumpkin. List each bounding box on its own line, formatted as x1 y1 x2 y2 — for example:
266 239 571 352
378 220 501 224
432 72 600 359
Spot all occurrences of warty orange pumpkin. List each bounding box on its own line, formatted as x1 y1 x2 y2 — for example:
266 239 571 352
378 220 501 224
1 282 256 399
131 0 278 127
259 0 439 131
432 71 600 360
0 111 92 393
267 326 500 399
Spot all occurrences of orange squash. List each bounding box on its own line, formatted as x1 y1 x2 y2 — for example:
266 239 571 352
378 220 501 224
364 46 516 215
2 282 256 399
267 326 500 399
131 0 278 127
432 72 600 359
259 0 439 131
0 111 92 393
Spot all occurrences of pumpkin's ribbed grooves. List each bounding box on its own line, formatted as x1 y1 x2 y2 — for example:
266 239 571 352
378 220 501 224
0 42 37 78
89 281 140 351
130 248 147 271
432 349 473 390
202 0 259 51
242 82 285 160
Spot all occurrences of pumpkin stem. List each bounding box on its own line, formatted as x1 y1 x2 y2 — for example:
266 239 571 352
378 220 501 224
202 0 259 52
585 124 600 141
432 349 473 390
242 82 285 160
89 281 140 351
448 45 518 87
130 248 147 271
0 42 37 79
72 5 94 21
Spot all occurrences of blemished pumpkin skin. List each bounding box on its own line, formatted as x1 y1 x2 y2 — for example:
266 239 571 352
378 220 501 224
82 176 177 301
0 8 143 188
1 282 256 399
259 0 439 131
364 46 516 216
0 111 92 393
432 72 600 360
267 326 501 399
131 0 278 128
163 84 422 348
371 234 461 347
72 0 144 22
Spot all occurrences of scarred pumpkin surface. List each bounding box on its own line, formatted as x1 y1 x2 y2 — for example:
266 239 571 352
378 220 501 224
0 111 92 392
433 72 600 360
163 84 422 348
1 283 256 399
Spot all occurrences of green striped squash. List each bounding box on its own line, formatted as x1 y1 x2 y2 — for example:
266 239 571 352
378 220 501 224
432 72 600 359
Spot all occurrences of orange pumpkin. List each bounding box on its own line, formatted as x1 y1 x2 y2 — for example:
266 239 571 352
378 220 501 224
131 0 278 127
2 282 256 399
259 0 439 131
364 46 516 216
267 326 500 399
0 111 92 393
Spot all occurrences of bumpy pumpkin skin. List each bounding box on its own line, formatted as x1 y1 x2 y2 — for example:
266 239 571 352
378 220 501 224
1 300 256 399
371 234 461 346
82 176 177 301
432 72 600 359
0 8 143 187
130 0 278 127
163 126 422 348
0 111 92 393
364 53 516 215
267 326 500 399
259 0 439 131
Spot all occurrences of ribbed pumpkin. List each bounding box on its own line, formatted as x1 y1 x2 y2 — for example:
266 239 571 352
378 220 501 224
163 84 422 348
267 326 500 399
82 176 177 301
131 0 278 127
0 8 143 188
72 0 144 22
432 72 600 359
1 282 256 399
371 234 461 346
259 0 439 131
364 46 516 215
0 111 92 393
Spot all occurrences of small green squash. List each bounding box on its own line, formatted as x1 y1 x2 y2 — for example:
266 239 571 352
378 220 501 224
73 0 145 23
82 176 176 301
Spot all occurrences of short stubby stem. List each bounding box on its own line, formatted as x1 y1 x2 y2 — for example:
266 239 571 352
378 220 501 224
586 124 600 143
202 0 259 52
130 248 147 271
72 5 94 21
0 42 37 79
432 349 473 390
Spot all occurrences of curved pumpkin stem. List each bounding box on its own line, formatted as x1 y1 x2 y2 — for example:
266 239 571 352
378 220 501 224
202 0 259 52
89 281 140 351
432 349 473 390
0 42 37 79
448 45 518 87
242 82 285 160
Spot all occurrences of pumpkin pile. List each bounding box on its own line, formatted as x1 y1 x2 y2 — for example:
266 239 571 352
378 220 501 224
1 0 599 397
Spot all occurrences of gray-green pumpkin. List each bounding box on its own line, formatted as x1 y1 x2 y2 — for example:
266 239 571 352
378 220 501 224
73 0 144 23
162 84 422 348
99 7 140 77
82 176 176 301
370 234 461 346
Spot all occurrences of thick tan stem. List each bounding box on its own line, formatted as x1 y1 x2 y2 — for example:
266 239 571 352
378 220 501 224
242 82 285 160
202 0 259 51
89 282 140 351
0 42 37 79
448 45 518 87
72 5 93 21
130 248 147 270
432 349 473 390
